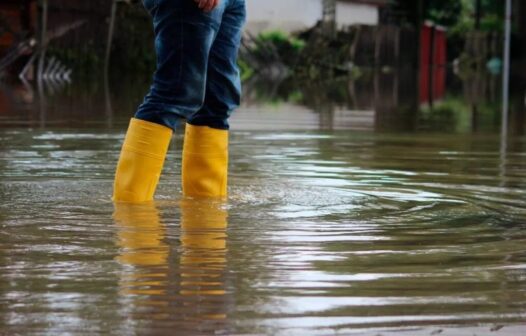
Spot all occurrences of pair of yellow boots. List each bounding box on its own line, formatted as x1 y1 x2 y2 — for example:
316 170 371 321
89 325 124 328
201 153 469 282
113 118 228 202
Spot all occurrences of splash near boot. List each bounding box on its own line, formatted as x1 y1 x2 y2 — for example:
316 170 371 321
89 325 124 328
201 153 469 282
182 124 229 198
113 118 172 203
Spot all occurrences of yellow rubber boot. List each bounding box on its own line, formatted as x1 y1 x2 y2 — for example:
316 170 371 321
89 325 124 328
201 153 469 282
113 118 173 203
113 203 168 267
180 198 228 299
113 203 169 296
182 124 228 198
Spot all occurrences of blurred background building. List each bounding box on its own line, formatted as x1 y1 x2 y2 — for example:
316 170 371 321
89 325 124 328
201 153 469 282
0 0 525 75
246 0 388 34
0 0 524 133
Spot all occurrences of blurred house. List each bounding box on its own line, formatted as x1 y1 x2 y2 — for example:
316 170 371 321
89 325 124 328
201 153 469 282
246 0 388 34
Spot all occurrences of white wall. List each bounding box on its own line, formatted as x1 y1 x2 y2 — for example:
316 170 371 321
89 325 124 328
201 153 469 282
336 2 379 28
245 0 379 34
246 0 322 34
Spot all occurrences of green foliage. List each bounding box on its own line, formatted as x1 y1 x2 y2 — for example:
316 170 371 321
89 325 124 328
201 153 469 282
253 30 306 67
477 1 504 31
238 59 254 81
419 96 471 132
287 90 304 104
449 0 504 34
447 0 474 35
426 1 463 27
391 0 504 33
479 13 504 32
257 30 306 52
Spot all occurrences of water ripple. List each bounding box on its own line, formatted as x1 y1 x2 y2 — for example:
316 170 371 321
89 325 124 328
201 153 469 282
0 130 525 335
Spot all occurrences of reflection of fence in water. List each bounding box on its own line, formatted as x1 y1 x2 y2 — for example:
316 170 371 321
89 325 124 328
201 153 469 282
287 68 419 131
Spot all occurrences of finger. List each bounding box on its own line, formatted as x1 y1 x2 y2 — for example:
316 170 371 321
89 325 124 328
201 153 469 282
204 0 214 11
209 0 219 11
206 0 219 12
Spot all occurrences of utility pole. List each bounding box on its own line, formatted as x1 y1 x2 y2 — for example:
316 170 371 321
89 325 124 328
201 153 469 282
500 0 512 180
414 0 424 112
105 0 118 76
502 0 512 129
37 0 48 129
37 0 48 83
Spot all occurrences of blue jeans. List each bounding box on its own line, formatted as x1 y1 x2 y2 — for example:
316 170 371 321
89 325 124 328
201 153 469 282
135 0 246 130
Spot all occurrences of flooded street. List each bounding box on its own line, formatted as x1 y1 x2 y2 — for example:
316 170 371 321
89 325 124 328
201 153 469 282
0 73 526 335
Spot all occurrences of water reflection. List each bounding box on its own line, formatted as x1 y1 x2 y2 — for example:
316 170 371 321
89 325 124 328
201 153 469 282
113 199 229 334
0 68 524 134
0 126 525 334
114 203 169 297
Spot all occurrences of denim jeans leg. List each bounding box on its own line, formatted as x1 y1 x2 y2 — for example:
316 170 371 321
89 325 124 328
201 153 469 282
187 0 246 130
135 0 225 131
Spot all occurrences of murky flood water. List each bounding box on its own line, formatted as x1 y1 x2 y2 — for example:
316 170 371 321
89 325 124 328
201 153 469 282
1 73 526 335
1 129 525 335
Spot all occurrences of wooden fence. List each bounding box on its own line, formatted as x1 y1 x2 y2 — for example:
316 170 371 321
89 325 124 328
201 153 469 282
348 25 417 66
463 31 501 67
0 0 114 76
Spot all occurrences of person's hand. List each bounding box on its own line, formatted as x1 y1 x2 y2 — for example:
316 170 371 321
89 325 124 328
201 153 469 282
193 0 220 12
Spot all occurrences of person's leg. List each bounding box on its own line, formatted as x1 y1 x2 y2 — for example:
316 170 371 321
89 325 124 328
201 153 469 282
187 0 246 130
114 0 226 203
182 0 246 198
136 0 228 130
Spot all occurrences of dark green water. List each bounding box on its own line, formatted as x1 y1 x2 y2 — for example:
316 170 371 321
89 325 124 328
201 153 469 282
0 73 526 335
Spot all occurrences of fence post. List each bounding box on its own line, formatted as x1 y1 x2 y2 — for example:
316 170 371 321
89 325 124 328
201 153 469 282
37 0 48 83
104 0 118 76
502 0 512 130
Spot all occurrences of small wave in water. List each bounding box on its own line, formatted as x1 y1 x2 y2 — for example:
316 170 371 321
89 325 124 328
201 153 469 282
0 129 525 335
